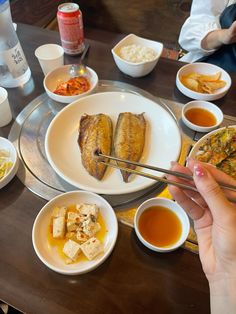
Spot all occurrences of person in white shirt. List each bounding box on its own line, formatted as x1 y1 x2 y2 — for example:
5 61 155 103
179 0 236 71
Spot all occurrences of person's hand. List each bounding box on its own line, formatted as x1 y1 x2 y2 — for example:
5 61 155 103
168 159 236 313
201 21 236 50
221 20 236 45
167 158 236 281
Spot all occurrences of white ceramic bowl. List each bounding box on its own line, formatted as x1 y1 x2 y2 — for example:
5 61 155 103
32 191 118 275
176 62 231 101
43 65 98 104
182 100 223 133
134 197 190 252
111 34 163 77
0 137 19 189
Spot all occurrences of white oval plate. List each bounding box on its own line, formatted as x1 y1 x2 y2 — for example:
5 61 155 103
32 191 118 275
45 91 181 194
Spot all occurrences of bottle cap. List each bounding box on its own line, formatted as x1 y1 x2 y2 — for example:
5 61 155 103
0 0 7 4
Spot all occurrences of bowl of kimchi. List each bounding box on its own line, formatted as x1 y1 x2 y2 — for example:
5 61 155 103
43 65 98 104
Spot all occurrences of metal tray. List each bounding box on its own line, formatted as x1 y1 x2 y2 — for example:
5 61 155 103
8 80 236 208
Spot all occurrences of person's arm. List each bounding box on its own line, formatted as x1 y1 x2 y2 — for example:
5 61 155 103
179 0 228 54
167 159 236 314
201 20 236 50
209 275 236 314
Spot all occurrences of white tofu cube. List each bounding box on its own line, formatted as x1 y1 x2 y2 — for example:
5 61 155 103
63 239 81 261
67 212 80 221
52 216 65 238
82 217 101 237
67 212 86 232
76 203 99 219
52 206 67 218
76 230 88 243
80 237 103 260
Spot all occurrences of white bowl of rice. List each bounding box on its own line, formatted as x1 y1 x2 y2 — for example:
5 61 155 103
111 34 163 78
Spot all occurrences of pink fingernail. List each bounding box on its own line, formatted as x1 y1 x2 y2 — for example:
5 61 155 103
171 161 178 166
194 164 206 177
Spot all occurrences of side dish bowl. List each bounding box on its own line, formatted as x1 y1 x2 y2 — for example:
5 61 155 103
32 191 118 275
189 125 236 180
111 34 163 77
176 62 231 101
134 197 190 252
182 100 223 132
43 65 98 104
0 137 19 189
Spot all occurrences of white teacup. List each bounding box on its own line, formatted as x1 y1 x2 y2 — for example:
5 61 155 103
0 87 12 127
134 197 190 252
35 44 64 76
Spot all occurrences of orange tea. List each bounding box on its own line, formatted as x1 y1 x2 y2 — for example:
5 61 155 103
138 206 182 247
185 107 216 127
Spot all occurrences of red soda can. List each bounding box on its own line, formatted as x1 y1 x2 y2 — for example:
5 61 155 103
57 3 85 55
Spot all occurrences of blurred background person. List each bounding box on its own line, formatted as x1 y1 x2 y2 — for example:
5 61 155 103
179 0 236 72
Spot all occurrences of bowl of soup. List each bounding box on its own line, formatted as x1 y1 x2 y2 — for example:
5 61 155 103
134 197 190 252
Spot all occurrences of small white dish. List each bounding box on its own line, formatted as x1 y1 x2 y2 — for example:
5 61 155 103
32 191 118 275
43 65 98 104
111 34 163 77
0 137 18 189
176 62 231 101
182 100 223 133
134 197 190 252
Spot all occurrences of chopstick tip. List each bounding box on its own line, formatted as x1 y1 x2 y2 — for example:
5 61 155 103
93 149 105 163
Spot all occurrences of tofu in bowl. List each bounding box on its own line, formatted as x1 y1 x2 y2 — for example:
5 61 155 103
32 191 118 275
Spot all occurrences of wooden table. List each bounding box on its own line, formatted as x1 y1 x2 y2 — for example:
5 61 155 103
1 24 236 314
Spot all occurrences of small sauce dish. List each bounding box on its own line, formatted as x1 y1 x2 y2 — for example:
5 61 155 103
182 100 223 133
134 197 190 252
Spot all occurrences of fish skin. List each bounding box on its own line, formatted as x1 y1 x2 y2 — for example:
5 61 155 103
78 114 113 180
114 112 146 182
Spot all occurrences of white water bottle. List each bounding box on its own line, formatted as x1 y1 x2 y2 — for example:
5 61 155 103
0 0 31 88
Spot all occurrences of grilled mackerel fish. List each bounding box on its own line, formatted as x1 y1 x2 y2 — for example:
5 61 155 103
114 112 146 182
78 114 113 180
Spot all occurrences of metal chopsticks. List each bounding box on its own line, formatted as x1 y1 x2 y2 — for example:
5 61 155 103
96 152 236 193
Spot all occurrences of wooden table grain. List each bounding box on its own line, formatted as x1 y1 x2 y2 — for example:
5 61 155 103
1 24 236 314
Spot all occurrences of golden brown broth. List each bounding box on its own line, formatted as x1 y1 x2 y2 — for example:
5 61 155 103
47 204 107 263
185 108 216 127
138 206 182 247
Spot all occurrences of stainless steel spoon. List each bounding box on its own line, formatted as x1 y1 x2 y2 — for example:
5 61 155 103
69 43 90 77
